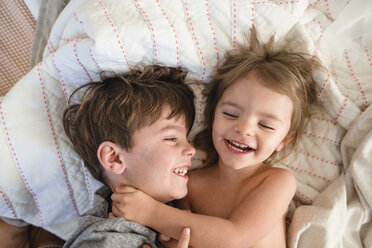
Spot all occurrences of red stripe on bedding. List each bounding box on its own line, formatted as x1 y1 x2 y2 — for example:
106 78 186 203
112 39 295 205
48 39 57 54
37 66 80 217
0 187 17 219
312 115 337 126
52 54 69 103
317 77 329 99
281 162 332 184
232 0 237 48
295 190 313 204
335 92 349 122
156 0 180 66
0 99 45 225
256 0 300 5
204 0 219 68
232 1 255 48
82 166 94 208
74 40 93 82
183 0 206 122
303 131 341 146
250 2 256 27
344 48 368 111
365 47 372 69
90 47 106 78
295 149 343 168
312 18 324 40
73 12 106 77
135 0 159 65
98 0 132 70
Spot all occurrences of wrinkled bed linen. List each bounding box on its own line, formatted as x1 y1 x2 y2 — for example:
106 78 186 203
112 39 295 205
0 0 371 246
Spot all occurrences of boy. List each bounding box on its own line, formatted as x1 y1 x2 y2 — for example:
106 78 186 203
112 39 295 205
62 65 195 247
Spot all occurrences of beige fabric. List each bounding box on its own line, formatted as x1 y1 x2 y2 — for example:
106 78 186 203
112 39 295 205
0 0 36 96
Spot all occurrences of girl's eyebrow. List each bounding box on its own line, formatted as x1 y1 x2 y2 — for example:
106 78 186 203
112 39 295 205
221 101 240 108
259 112 283 123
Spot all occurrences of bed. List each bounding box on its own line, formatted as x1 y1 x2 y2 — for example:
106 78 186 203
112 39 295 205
1 0 371 247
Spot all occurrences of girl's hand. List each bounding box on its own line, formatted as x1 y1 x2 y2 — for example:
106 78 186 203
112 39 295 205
160 228 191 248
111 186 157 226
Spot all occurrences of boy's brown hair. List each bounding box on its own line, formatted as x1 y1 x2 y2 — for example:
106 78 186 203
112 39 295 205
195 27 326 166
63 65 195 183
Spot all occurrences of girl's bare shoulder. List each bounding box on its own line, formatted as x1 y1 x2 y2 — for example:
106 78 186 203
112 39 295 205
187 166 215 187
257 167 297 195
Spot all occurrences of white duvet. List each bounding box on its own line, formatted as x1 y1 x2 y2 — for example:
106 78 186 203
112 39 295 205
0 0 371 246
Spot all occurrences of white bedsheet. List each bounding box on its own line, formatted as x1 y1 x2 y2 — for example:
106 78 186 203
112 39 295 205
0 0 371 246
23 0 42 19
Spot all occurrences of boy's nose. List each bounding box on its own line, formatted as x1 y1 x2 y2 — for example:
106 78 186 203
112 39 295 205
184 142 196 157
234 121 255 136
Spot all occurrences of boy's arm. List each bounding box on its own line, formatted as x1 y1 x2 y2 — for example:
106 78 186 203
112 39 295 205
112 170 296 248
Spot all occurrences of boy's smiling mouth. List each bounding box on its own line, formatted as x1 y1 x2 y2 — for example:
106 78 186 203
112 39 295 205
172 166 189 177
225 139 255 153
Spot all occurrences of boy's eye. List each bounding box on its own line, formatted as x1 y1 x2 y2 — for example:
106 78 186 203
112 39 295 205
165 138 178 142
223 112 238 118
259 123 275 130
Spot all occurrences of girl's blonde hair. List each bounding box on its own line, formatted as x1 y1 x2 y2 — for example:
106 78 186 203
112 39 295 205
195 27 326 166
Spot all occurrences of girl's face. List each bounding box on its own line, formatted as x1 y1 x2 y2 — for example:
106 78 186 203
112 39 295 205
212 75 293 170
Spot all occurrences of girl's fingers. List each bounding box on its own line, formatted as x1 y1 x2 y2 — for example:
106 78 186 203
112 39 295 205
158 233 171 242
176 228 190 248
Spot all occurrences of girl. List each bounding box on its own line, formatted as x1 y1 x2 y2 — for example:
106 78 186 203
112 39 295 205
111 28 326 248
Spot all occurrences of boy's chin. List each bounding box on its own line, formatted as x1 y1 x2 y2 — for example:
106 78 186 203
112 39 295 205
158 190 188 203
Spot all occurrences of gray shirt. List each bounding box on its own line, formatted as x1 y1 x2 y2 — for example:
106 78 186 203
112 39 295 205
64 187 161 248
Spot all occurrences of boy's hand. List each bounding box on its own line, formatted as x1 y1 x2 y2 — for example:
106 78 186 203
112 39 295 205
111 186 157 226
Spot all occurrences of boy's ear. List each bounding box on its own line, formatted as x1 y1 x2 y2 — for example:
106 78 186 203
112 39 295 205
275 133 295 152
97 141 126 175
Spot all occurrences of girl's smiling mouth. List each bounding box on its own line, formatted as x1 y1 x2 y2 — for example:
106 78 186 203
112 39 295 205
225 139 255 153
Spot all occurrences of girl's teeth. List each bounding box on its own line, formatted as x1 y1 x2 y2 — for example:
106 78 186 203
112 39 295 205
227 140 253 152
231 141 248 148
229 143 245 152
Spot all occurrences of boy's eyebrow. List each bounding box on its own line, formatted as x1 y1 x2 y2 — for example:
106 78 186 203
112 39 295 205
159 124 185 133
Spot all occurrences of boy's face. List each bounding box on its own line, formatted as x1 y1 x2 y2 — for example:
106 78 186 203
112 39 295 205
118 106 195 203
212 75 293 169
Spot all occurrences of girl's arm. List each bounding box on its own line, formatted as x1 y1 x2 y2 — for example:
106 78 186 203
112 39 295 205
111 170 296 248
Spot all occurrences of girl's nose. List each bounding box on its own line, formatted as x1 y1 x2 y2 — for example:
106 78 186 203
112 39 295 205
234 121 255 136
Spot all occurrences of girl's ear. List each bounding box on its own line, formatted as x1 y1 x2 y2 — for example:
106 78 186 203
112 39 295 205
97 141 126 175
275 133 295 152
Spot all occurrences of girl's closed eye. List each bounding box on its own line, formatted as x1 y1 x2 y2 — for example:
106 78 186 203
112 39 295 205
223 112 238 119
259 123 275 130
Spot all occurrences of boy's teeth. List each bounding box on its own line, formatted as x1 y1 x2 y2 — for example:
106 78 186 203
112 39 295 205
173 168 187 176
